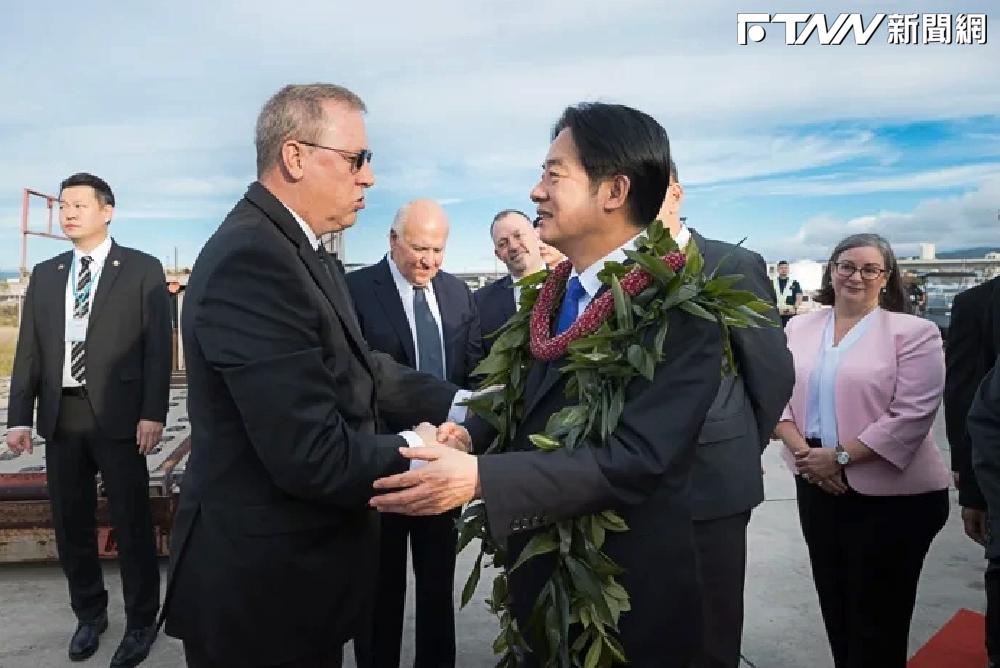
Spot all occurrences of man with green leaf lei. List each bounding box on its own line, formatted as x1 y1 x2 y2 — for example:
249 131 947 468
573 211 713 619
370 102 774 667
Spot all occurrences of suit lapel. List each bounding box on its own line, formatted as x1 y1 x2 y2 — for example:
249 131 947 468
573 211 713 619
373 259 416 368
522 360 564 422
87 242 123 334
244 182 374 373
433 274 459 379
47 252 73 365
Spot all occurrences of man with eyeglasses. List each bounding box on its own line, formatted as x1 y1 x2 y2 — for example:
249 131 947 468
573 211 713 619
774 260 803 327
345 199 483 668
162 84 472 668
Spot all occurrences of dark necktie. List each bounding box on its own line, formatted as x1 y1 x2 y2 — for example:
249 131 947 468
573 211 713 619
413 287 445 379
70 255 93 384
554 276 586 335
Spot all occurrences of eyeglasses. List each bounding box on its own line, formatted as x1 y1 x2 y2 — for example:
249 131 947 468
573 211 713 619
832 261 888 281
296 140 373 173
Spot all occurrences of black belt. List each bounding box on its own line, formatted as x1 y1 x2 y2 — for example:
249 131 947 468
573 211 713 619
805 437 822 448
61 386 88 398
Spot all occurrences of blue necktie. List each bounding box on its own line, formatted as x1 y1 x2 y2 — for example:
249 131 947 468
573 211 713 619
555 276 586 335
413 287 445 379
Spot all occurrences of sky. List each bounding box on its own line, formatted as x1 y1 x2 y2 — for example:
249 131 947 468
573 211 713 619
0 1 997 273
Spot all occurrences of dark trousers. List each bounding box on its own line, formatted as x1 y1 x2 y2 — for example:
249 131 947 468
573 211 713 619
691 510 752 668
359 511 458 668
47 394 160 628
795 476 949 668
987 558 1000 666
184 641 343 668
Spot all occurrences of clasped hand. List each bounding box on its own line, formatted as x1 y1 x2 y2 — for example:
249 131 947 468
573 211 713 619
795 448 848 495
369 422 478 516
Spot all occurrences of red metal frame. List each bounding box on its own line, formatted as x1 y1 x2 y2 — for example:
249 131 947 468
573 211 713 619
21 188 67 276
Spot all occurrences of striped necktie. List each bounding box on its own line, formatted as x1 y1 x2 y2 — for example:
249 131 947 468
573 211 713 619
70 256 93 384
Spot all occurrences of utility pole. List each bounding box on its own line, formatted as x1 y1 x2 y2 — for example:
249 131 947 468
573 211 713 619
174 246 179 273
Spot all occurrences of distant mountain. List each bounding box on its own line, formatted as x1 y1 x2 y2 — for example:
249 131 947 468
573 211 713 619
935 247 1000 259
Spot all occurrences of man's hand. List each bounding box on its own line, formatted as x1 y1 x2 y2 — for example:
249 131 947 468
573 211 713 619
962 507 988 546
370 445 479 515
5 430 33 455
437 422 471 452
413 422 438 446
136 420 164 455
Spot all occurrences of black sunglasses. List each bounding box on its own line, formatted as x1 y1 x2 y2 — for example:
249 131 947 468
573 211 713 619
296 140 373 173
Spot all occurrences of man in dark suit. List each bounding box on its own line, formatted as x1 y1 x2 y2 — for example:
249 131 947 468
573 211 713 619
947 277 1000 665
656 160 794 667
969 354 1000 668
345 199 483 668
371 103 725 667
6 172 171 667
161 84 465 668
947 276 1000 535
474 209 545 355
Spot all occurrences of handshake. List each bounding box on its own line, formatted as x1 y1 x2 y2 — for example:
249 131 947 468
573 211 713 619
368 421 479 517
411 421 471 453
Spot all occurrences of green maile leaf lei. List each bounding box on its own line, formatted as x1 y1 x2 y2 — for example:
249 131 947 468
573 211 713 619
458 220 775 667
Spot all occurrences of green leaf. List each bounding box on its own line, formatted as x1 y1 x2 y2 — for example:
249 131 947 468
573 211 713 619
472 351 510 377
604 634 628 663
610 275 632 330
624 249 674 285
678 300 716 321
545 405 588 438
684 240 705 277
528 433 562 451
596 510 628 532
566 556 613 622
510 531 560 572
490 324 528 353
461 551 483 607
626 344 655 381
584 632 603 668
653 317 670 353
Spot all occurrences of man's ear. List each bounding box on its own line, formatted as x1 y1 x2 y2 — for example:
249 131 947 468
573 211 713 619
280 141 307 181
602 174 631 214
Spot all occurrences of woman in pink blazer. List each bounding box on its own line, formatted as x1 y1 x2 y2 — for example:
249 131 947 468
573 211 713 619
775 233 951 668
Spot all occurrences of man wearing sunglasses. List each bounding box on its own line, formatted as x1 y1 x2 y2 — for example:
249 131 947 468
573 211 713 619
162 84 469 668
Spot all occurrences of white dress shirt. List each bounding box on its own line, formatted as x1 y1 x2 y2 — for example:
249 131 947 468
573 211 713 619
568 224 691 319
805 308 879 447
63 235 113 387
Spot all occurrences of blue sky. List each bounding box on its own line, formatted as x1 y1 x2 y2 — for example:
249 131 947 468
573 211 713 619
1 1 997 273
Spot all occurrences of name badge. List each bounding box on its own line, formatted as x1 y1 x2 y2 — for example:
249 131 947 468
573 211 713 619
66 317 88 342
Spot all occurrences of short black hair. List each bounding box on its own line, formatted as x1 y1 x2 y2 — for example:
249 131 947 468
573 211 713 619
668 158 679 184
552 102 670 227
59 173 115 207
777 260 790 266
489 209 532 238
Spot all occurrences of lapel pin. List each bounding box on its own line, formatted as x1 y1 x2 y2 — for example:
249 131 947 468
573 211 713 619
58 264 65 270
113 260 120 267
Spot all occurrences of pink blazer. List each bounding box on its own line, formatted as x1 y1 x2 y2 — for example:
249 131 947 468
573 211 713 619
780 308 952 495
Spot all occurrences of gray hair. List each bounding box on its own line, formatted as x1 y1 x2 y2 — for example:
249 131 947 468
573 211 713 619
254 83 367 177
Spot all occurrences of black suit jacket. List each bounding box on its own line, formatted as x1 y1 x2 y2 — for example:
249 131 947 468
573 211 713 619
466 293 723 666
969 354 1000 559
947 277 1000 509
7 242 171 440
345 257 483 402
473 274 516 357
162 183 458 665
689 229 794 521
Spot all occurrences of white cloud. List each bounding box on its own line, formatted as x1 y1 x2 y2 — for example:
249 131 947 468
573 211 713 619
758 175 1000 260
